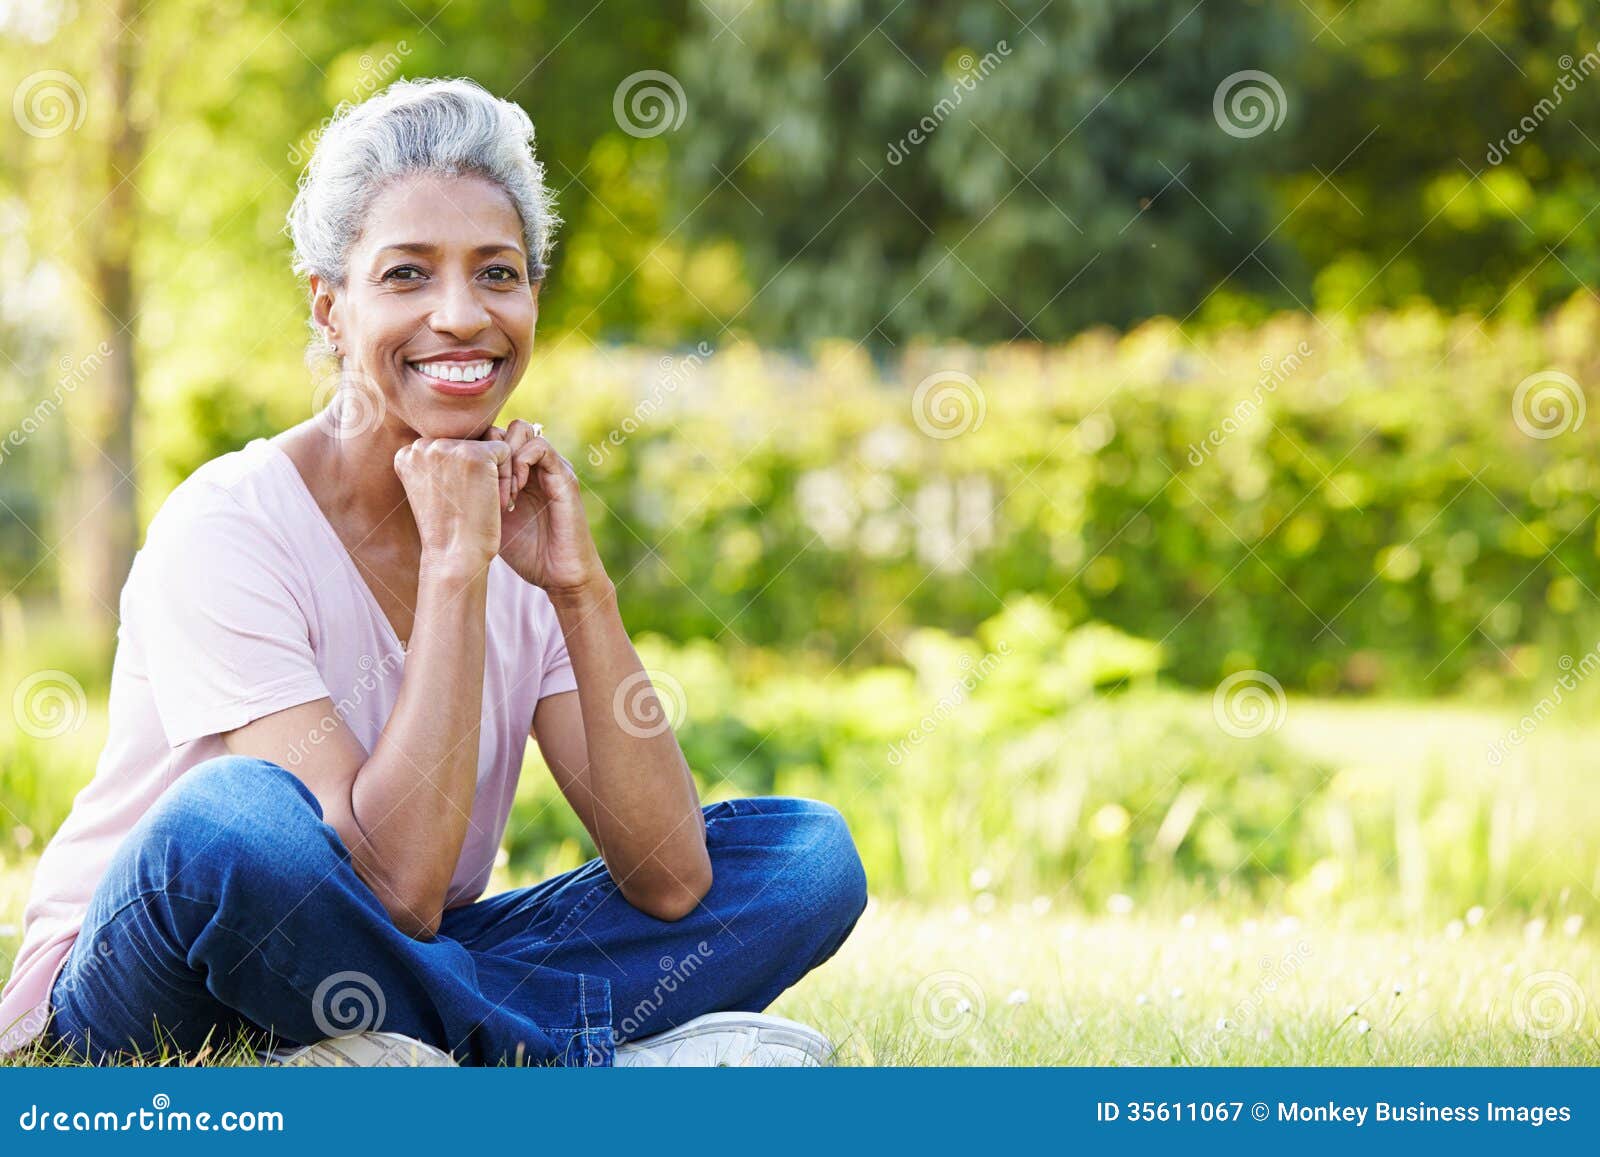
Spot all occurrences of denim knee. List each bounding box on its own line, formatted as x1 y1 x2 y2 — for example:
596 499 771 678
709 797 868 939
134 755 334 891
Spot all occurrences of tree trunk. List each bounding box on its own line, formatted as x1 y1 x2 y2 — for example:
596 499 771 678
62 0 142 633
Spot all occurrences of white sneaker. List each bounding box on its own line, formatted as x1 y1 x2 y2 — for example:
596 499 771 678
265 1031 458 1067
613 1012 834 1067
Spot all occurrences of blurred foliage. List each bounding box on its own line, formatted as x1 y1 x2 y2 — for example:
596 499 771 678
499 598 1597 920
673 0 1301 344
4 594 1592 922
478 295 1596 696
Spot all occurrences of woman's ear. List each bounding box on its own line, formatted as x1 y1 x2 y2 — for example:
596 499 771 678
309 274 340 350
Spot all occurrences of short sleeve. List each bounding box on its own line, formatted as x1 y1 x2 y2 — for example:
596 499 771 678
135 486 330 747
535 592 578 700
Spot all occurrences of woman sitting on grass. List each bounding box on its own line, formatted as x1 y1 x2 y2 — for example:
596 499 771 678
0 77 866 1068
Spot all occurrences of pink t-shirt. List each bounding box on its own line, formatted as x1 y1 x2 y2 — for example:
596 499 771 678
0 436 578 1053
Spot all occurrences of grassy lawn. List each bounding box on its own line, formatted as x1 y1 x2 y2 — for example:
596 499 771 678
2 695 1597 1066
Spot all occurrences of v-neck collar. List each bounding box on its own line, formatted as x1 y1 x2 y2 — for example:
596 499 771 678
254 437 411 657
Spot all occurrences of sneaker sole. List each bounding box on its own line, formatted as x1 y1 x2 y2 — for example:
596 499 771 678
268 1031 458 1067
626 1012 835 1067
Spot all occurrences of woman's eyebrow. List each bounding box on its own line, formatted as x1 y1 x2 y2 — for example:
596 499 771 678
374 241 524 258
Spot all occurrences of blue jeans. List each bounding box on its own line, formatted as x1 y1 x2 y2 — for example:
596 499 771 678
45 756 867 1066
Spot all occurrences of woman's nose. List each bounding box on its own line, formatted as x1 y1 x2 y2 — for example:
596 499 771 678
428 277 492 338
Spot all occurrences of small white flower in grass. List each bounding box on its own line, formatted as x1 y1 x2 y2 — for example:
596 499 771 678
1392 983 1404 997
1031 896 1052 916
1215 1017 1232 1031
1178 912 1197 930
1525 918 1546 941
974 891 996 915
1170 987 1185 1000
1007 988 1030 1006
1106 893 1134 916
1343 1004 1360 1019
1563 914 1584 937
1136 993 1150 1007
1445 919 1465 940
969 866 992 891
1357 1019 1371 1035
1466 905 1485 927
1208 934 1232 953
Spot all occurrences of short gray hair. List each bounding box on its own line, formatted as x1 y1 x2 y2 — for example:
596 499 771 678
286 77 559 355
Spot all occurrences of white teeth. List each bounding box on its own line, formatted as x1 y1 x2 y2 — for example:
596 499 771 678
410 359 495 383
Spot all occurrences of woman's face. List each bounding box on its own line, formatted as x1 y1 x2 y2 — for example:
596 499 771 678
312 172 539 442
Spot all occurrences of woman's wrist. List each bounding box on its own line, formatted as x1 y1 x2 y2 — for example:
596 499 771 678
547 575 617 622
418 548 494 589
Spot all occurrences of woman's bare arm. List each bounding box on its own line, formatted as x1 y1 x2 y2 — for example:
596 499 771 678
222 556 488 939
221 436 512 940
532 580 711 921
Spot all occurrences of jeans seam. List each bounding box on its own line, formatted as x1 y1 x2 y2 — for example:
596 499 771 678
544 880 611 945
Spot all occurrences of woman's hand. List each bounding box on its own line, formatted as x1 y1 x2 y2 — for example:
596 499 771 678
485 419 608 596
393 436 512 572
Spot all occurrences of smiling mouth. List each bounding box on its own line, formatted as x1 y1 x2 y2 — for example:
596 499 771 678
407 357 504 395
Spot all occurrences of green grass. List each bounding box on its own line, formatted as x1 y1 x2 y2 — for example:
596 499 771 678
3 694 1597 1066
772 901 1599 1065
5 880 1597 1066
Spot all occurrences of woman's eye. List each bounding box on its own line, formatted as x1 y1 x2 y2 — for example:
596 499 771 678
383 265 425 282
484 265 521 283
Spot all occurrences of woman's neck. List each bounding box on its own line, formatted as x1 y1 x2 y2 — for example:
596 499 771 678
277 412 422 554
